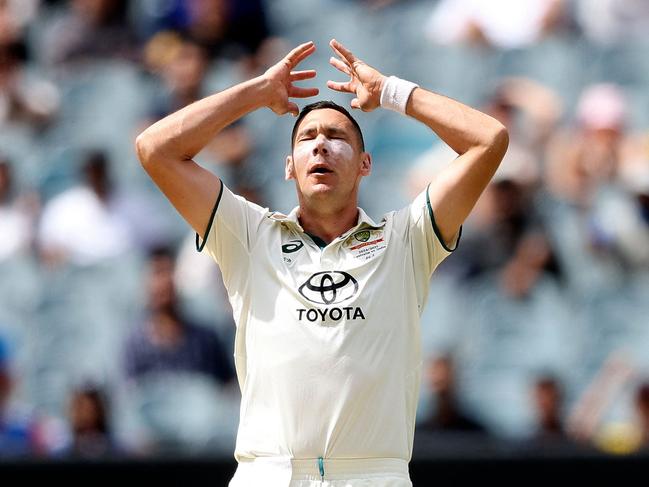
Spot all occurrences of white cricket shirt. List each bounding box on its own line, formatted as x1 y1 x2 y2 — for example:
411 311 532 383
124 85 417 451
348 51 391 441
197 183 458 462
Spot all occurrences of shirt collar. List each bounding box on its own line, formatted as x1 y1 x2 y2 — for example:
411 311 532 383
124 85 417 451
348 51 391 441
269 206 385 235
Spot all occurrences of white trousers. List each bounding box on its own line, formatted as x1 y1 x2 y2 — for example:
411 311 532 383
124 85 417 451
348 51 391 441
229 457 412 487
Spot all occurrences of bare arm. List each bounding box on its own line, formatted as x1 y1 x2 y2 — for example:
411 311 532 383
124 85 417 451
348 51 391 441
135 42 319 236
408 88 509 245
327 39 508 246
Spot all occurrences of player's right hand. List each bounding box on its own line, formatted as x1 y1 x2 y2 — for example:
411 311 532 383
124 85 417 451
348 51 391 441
262 41 319 117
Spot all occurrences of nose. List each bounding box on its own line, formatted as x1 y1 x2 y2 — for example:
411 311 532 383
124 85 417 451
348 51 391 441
312 134 328 156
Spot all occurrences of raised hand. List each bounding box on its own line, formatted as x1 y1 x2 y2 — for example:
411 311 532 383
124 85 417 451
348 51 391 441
327 39 386 111
262 41 319 117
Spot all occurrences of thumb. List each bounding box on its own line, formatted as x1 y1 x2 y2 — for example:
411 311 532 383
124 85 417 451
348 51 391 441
287 102 300 117
350 98 361 110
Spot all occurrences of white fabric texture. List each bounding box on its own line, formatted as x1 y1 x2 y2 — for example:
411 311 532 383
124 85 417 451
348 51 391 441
229 457 412 487
198 184 456 468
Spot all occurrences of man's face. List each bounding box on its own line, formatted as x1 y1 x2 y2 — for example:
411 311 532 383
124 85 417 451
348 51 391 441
0 162 10 202
166 42 207 96
427 357 453 394
0 369 11 411
286 109 370 203
146 256 176 312
534 382 560 415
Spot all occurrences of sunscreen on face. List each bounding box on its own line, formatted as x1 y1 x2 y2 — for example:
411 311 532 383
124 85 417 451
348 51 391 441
294 135 354 163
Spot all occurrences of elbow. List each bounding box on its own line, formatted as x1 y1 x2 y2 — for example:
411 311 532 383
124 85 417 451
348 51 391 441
491 123 509 159
487 122 509 163
135 131 156 169
135 127 186 170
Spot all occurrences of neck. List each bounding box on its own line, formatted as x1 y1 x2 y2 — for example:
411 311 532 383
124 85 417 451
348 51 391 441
148 311 183 347
298 202 359 244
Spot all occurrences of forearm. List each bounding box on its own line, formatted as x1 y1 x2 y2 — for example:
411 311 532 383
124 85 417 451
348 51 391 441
136 76 271 164
325 39 508 245
131 41 316 238
406 88 508 156
404 86 508 245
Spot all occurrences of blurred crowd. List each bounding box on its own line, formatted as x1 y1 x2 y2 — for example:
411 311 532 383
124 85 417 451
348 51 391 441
1 0 649 459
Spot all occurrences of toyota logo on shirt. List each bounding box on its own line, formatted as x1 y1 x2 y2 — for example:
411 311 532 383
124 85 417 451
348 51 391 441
298 271 359 305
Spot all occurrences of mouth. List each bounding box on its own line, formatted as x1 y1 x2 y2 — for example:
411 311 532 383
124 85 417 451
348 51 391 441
308 164 334 175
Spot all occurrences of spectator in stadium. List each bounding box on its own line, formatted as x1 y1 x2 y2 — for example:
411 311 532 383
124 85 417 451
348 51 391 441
546 84 629 204
145 33 212 118
444 178 539 281
405 78 561 280
574 380 649 455
40 0 139 67
0 157 34 262
425 0 570 49
0 0 39 35
0 19 60 131
449 231 569 428
575 0 649 44
530 375 567 442
37 150 134 266
632 381 649 449
134 0 282 78
0 336 44 456
418 354 486 434
64 384 120 458
123 246 234 385
38 149 171 266
143 33 253 170
406 77 562 199
181 0 272 63
497 231 561 299
542 83 649 289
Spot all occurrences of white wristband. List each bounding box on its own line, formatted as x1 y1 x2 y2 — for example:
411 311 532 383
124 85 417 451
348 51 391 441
379 75 419 114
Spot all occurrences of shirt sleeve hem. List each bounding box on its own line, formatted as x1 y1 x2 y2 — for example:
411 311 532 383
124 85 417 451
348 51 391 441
426 184 462 253
195 181 224 252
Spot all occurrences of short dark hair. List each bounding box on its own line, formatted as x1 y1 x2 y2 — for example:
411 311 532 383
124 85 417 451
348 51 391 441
291 101 365 151
147 244 176 262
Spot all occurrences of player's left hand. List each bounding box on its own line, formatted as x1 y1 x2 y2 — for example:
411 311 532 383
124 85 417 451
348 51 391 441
327 39 386 111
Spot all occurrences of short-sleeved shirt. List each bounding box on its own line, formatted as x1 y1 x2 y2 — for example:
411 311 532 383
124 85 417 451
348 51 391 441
197 184 458 462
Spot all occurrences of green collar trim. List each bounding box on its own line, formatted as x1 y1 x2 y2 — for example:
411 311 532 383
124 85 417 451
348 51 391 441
306 232 328 249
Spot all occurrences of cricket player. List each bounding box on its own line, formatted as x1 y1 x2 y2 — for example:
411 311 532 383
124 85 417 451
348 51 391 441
136 39 508 486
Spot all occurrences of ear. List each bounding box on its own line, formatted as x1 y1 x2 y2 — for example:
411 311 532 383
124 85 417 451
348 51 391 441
285 155 295 181
360 152 372 177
